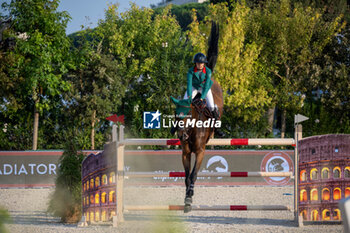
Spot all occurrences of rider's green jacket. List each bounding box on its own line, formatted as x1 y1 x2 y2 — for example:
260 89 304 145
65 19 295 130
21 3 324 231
187 65 213 100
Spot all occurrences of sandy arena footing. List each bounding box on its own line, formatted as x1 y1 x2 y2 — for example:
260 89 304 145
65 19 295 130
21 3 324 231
0 186 344 233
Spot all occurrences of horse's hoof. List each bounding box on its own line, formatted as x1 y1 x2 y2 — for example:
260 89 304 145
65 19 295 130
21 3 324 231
184 204 192 213
184 197 192 205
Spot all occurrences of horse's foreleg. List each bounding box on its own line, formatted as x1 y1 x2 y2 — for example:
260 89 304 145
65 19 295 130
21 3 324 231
182 149 191 198
188 150 205 198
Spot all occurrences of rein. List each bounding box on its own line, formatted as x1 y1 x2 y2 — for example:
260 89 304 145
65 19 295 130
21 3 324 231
192 99 212 119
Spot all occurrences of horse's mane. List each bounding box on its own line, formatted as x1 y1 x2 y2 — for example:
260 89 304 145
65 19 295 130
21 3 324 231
207 21 219 72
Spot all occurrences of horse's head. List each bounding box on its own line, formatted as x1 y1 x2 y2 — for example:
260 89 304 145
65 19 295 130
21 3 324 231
170 95 212 142
170 96 193 141
175 106 193 141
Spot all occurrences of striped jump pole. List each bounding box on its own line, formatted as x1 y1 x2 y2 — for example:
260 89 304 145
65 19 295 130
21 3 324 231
120 138 295 146
125 205 291 211
125 171 293 178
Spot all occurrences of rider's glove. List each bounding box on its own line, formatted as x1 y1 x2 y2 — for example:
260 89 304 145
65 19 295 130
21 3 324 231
199 99 207 109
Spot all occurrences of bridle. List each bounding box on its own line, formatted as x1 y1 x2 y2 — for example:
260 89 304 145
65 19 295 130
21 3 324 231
177 99 211 142
176 104 193 141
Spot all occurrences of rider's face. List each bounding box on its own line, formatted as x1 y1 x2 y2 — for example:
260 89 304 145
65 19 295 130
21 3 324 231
196 63 204 70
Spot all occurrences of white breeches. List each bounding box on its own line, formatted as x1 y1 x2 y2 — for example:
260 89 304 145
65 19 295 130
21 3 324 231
184 87 215 111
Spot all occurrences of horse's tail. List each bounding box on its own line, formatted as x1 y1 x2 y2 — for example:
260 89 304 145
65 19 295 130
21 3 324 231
207 21 219 72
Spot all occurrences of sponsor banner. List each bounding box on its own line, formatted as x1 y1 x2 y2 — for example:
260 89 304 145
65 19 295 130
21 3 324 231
123 150 294 186
0 151 100 188
0 150 294 188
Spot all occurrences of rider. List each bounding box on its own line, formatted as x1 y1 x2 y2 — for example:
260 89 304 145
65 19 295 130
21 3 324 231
184 52 219 120
171 52 223 136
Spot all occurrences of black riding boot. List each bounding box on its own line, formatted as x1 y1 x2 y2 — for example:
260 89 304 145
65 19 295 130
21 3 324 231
170 125 177 135
211 109 225 137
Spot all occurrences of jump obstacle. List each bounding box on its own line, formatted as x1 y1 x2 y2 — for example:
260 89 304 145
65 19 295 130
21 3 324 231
112 125 301 227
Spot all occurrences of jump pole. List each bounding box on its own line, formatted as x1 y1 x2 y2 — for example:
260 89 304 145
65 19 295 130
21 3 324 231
294 124 302 225
119 138 295 146
125 171 293 178
294 126 298 225
114 125 125 227
125 205 291 211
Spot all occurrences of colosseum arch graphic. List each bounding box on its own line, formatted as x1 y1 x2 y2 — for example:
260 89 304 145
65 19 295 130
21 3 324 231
300 189 307 202
321 188 330 201
298 134 350 222
321 167 329 179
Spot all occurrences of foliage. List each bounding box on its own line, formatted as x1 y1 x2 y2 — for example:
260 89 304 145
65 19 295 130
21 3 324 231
97 4 192 139
0 106 33 150
1 0 350 149
188 2 272 125
210 0 235 10
299 98 350 136
63 29 126 149
1 0 72 149
48 138 84 222
0 207 11 233
318 34 350 132
301 21 350 134
246 0 344 135
2 0 71 112
0 43 23 113
213 3 272 123
186 8 208 55
153 2 209 31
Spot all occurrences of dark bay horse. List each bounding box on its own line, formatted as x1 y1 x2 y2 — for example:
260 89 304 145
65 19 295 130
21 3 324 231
177 79 223 212
171 21 222 212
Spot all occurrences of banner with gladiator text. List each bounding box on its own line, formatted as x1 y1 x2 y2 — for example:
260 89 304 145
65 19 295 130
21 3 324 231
0 151 100 188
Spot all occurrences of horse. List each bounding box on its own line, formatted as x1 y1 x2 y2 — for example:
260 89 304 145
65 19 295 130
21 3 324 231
171 21 223 212
177 79 223 212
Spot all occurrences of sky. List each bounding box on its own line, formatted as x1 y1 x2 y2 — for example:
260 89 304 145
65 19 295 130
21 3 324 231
58 0 161 35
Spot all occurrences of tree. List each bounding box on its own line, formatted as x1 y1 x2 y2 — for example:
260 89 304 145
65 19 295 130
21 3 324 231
319 33 350 131
48 138 84 222
188 2 272 136
300 24 350 134
97 4 192 138
2 0 72 150
210 0 235 10
247 0 344 137
153 2 209 31
64 30 126 149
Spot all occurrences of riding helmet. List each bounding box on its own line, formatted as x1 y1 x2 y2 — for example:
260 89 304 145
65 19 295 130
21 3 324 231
193 53 208 63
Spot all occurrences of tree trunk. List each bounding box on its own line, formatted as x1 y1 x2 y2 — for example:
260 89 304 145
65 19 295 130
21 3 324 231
32 100 39 150
281 65 290 139
267 107 275 135
281 109 287 138
91 110 96 150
